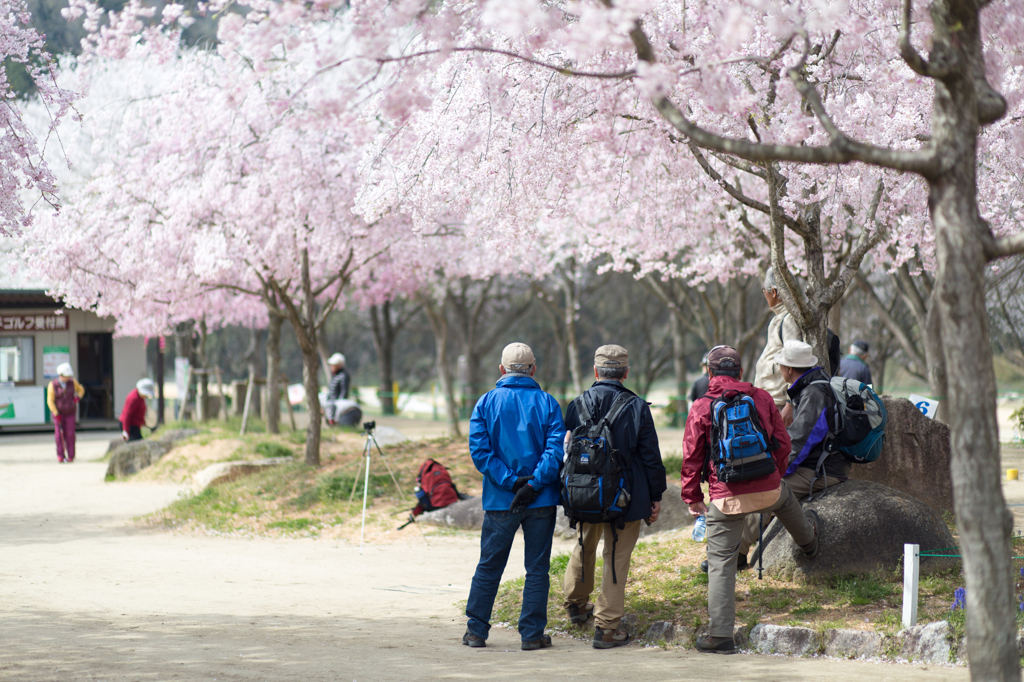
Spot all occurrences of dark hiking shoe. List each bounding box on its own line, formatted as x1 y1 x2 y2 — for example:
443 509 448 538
566 602 594 625
700 554 749 573
462 631 486 648
593 627 631 649
522 634 552 651
695 635 736 654
800 509 821 558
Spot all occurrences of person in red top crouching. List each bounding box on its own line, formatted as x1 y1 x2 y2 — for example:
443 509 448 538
121 379 155 442
680 345 820 655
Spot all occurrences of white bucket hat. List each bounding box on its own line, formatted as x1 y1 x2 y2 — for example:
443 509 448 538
136 378 156 398
775 339 818 368
328 353 346 367
56 362 74 377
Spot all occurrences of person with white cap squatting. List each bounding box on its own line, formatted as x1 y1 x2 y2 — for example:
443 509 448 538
121 378 156 442
463 342 565 651
47 362 84 463
325 352 361 426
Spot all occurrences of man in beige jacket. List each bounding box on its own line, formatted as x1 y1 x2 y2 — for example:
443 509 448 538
753 268 802 426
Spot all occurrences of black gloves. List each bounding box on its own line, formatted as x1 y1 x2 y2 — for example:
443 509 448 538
510 482 538 514
512 476 534 492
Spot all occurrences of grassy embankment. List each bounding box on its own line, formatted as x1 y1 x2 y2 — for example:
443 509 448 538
124 418 483 541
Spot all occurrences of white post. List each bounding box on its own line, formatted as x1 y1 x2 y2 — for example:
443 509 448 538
902 543 920 627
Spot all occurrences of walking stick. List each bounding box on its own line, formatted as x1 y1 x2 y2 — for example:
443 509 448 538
758 513 764 580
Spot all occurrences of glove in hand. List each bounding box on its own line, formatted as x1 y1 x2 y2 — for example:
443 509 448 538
512 475 535 492
509 483 538 514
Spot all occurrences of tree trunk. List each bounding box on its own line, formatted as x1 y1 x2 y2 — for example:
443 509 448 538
421 297 461 436
370 302 397 415
195 319 211 422
928 8 1015 673
562 272 584 396
265 312 283 434
300 343 322 466
670 313 688 427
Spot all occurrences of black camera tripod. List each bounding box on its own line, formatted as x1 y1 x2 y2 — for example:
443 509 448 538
350 421 407 551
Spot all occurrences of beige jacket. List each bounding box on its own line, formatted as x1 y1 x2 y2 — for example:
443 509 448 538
753 303 803 406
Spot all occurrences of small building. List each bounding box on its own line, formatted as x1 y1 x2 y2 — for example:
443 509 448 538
0 289 146 431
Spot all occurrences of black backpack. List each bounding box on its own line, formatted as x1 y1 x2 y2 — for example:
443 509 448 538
560 391 638 583
778 313 841 374
703 391 779 484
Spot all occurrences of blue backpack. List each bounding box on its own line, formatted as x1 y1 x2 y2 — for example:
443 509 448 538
703 391 779 484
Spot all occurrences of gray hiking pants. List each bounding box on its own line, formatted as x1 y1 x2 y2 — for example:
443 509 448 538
738 467 842 556
707 481 814 638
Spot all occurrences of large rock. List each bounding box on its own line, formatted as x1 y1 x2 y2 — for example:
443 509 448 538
749 624 819 656
192 458 291 491
895 621 951 664
418 483 692 539
757 479 958 581
847 397 953 515
105 429 200 479
105 440 171 478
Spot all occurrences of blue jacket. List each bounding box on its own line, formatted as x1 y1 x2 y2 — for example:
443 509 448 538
469 374 566 511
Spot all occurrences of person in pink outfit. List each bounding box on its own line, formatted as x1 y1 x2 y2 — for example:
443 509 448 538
46 362 84 463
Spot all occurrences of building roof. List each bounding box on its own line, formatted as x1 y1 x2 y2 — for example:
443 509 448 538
0 290 63 309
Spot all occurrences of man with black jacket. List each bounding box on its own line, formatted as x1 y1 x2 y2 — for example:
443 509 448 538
561 344 666 649
739 339 847 558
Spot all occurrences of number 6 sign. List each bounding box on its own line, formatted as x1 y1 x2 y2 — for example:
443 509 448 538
908 394 939 420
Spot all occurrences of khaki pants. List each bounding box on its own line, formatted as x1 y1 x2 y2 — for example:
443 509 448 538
739 467 842 556
562 520 642 631
707 482 813 638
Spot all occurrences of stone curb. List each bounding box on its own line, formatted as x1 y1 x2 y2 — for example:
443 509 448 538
635 619 972 665
192 457 292 492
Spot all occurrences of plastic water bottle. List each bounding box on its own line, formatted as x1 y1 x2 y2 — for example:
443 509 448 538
692 514 707 542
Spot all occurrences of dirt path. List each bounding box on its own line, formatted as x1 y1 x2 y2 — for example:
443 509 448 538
0 432 968 681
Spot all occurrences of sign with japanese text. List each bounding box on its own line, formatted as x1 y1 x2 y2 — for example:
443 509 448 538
0 314 67 332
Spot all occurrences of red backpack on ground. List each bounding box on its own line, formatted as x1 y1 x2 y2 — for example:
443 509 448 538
411 459 466 516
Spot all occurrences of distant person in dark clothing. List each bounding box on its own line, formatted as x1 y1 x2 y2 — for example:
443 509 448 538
837 340 873 385
121 379 155 441
325 352 361 426
689 354 710 402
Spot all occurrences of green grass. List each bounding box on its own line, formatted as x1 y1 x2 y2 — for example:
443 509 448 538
255 441 295 459
267 517 315 532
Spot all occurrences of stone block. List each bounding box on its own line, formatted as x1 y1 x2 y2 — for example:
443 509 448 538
895 621 951 664
749 624 819 656
192 458 291 491
823 628 883 659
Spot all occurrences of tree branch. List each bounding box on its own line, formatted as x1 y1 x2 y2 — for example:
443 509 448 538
899 0 937 78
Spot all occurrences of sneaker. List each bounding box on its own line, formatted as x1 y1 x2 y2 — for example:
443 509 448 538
566 602 594 625
700 554 749 573
695 635 736 654
522 634 552 651
462 631 486 648
800 510 821 558
593 627 631 649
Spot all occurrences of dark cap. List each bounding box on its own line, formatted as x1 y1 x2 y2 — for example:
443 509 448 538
707 345 742 371
852 339 870 353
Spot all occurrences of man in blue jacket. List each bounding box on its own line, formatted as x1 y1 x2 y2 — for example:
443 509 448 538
463 342 565 651
562 344 666 649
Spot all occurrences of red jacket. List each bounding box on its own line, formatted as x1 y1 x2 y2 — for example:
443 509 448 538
121 388 148 430
680 375 792 504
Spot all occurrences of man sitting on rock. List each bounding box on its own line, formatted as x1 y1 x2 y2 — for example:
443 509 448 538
681 345 819 654
738 339 848 560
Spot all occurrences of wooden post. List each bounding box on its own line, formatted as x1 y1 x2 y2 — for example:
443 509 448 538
240 376 256 436
903 543 920 628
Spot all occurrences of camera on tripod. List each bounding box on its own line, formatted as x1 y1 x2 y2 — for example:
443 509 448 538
363 420 376 433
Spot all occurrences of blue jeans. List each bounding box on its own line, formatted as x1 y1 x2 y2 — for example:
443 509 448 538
465 506 556 643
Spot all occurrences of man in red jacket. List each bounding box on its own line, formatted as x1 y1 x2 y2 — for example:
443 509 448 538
681 345 820 654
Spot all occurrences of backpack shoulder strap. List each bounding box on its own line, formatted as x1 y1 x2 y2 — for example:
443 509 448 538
574 391 596 425
602 392 638 429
